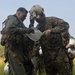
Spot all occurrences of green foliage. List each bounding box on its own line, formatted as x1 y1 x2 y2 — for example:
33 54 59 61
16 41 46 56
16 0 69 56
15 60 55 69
73 64 75 75
0 44 4 57
0 58 5 75
37 69 46 75
0 44 5 75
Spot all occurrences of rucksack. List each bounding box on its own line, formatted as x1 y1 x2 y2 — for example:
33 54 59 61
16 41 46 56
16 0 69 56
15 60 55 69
1 19 8 46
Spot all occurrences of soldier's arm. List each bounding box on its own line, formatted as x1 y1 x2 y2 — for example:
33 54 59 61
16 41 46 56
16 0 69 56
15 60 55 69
60 22 70 45
51 21 69 33
5 15 19 34
6 16 34 34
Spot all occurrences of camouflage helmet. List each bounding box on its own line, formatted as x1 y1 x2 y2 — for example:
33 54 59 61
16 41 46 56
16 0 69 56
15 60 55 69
30 5 44 14
29 5 44 19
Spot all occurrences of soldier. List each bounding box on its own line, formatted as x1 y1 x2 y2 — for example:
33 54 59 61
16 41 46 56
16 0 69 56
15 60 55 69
29 5 72 75
1 7 35 75
66 35 75 71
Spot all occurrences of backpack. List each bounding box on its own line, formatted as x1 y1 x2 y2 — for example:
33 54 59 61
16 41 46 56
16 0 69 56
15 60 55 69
1 19 8 46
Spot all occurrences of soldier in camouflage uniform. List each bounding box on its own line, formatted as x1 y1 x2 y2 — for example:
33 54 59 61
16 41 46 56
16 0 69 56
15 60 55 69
1 7 35 75
29 5 72 75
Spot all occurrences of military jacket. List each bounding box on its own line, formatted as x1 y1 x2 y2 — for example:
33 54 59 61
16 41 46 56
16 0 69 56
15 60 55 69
36 16 69 49
5 15 27 33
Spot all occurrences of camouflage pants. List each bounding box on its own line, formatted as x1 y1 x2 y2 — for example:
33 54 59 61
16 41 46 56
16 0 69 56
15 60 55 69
6 45 35 75
42 48 72 75
8 53 26 75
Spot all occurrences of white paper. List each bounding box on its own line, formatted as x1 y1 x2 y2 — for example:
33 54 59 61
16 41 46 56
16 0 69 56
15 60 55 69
26 28 43 41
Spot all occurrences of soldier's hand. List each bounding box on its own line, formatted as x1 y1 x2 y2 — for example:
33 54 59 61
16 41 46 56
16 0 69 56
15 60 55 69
27 28 34 34
66 44 71 48
43 29 51 38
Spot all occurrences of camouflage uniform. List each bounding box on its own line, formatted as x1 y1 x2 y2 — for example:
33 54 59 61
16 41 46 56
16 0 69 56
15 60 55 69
36 17 72 75
29 5 72 75
1 15 34 75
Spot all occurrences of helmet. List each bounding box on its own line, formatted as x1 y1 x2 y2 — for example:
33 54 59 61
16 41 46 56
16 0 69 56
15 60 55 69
29 5 44 19
30 5 44 14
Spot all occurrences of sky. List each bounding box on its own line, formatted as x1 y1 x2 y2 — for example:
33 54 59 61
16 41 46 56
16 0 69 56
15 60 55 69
0 0 75 37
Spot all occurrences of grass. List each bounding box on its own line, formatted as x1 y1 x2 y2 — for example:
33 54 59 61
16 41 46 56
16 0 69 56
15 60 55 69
73 59 75 75
0 44 5 75
0 45 4 56
0 58 5 75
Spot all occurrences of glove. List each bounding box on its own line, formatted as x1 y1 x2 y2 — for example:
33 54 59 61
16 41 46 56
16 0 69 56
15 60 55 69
27 28 34 34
